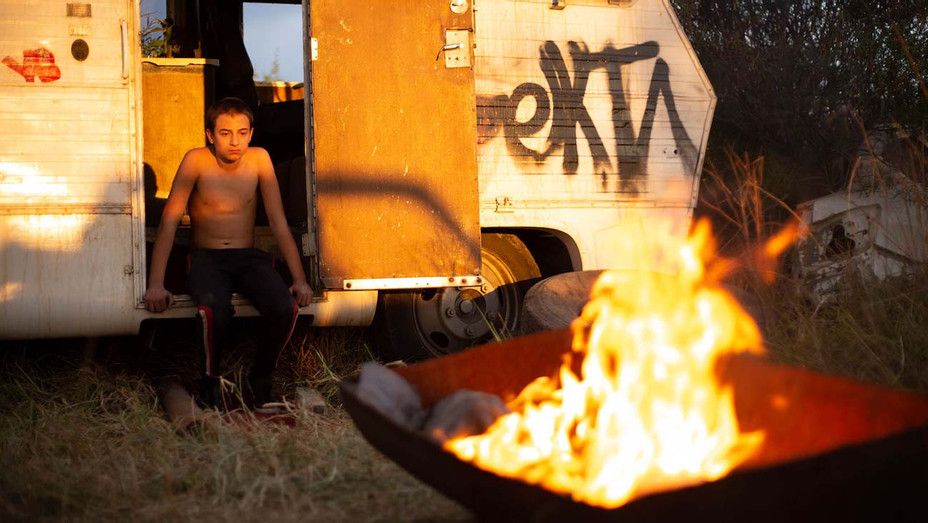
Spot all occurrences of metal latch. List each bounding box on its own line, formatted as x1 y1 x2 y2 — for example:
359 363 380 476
310 37 318 61
442 30 470 69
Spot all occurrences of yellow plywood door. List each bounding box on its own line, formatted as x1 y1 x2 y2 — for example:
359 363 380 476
309 0 480 288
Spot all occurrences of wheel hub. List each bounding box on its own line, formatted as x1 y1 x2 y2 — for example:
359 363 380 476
413 284 499 351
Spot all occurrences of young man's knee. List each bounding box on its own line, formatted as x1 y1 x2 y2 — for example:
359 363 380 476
265 297 298 324
195 301 234 326
194 290 231 311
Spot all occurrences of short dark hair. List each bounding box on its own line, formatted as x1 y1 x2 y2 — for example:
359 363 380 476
205 97 254 131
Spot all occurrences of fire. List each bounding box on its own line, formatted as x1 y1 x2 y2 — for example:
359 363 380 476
446 219 796 508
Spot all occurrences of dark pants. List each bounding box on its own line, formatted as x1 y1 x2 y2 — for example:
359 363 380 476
187 248 298 381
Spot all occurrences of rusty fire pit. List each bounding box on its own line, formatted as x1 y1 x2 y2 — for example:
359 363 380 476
340 329 928 522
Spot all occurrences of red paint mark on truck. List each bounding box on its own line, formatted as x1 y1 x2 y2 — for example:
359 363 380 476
3 48 61 83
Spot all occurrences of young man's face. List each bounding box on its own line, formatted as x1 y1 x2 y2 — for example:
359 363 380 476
206 112 253 164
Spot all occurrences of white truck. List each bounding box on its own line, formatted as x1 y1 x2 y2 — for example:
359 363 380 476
0 0 715 360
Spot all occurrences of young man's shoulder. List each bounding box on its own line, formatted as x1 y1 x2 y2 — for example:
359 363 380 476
181 146 270 174
243 147 274 174
244 146 271 161
182 146 215 164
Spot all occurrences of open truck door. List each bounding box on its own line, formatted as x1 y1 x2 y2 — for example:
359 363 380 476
307 1 501 359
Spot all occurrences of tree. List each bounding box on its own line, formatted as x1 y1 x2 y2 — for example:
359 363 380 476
258 50 281 83
672 0 928 197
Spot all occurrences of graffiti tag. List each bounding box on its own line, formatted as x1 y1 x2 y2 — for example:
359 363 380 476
3 48 61 83
479 41 698 193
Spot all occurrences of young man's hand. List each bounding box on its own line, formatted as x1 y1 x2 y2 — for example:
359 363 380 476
144 286 175 312
290 281 313 307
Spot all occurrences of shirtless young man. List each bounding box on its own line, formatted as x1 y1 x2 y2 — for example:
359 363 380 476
144 97 313 409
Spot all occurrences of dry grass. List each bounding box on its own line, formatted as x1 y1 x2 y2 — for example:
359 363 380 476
762 271 928 392
5 276 926 523
0 326 472 523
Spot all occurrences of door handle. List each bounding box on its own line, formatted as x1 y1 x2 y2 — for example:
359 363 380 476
120 18 129 80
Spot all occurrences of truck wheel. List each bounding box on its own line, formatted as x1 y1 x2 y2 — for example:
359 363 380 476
374 233 541 362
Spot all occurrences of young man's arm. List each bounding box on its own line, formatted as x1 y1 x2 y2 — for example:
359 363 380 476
144 150 200 312
255 148 313 306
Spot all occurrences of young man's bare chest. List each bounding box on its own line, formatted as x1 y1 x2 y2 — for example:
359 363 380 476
190 155 259 217
187 150 262 248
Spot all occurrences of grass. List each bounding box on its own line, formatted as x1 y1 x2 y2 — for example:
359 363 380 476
5 275 927 523
0 326 472 522
761 270 928 392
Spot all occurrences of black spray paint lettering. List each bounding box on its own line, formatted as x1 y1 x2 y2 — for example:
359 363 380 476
479 40 698 193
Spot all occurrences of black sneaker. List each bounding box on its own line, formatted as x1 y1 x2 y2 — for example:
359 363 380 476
248 375 288 414
248 375 272 405
195 376 237 411
195 376 221 410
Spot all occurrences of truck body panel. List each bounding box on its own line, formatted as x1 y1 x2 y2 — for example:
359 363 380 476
795 130 928 302
472 0 714 270
0 0 146 338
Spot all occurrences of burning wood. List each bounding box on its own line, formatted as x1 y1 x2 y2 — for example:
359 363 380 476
343 327 928 521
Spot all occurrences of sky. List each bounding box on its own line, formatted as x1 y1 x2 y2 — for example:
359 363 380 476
242 3 304 82
139 1 305 82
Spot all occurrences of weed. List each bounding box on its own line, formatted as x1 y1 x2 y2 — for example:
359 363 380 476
763 269 928 391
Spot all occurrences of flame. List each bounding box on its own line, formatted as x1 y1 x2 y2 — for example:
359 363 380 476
446 219 796 508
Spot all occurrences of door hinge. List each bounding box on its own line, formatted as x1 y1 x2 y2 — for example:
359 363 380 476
302 232 316 256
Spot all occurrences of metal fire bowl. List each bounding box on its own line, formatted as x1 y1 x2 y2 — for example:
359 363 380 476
340 329 928 522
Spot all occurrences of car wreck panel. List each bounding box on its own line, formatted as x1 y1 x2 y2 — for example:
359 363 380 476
796 190 928 301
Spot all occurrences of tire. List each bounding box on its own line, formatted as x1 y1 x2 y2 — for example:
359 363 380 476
373 233 542 362
519 270 604 336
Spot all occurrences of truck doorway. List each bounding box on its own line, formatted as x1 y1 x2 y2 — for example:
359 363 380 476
141 0 313 300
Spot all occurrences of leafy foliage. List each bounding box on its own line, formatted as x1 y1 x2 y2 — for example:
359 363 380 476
141 16 174 58
672 0 928 195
